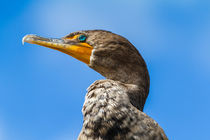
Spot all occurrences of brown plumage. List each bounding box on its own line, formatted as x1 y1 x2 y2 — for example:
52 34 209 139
23 30 168 140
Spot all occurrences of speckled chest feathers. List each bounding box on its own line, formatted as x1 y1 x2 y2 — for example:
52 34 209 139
78 80 167 140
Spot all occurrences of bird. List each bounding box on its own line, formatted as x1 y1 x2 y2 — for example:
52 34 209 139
22 30 168 140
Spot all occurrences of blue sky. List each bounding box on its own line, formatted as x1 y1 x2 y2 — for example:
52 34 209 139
0 0 210 139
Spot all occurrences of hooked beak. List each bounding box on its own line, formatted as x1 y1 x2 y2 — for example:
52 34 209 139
22 34 93 64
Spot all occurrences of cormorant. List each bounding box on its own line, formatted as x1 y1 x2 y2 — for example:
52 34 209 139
23 30 168 140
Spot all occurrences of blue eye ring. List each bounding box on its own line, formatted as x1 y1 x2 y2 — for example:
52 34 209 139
78 34 87 42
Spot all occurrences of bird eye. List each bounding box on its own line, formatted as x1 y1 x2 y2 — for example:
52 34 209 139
78 35 87 42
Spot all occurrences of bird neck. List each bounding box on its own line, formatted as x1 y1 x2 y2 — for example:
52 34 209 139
107 67 148 87
89 49 150 110
105 61 149 94
104 65 149 111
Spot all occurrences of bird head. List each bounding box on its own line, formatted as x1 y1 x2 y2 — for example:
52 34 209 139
23 30 149 87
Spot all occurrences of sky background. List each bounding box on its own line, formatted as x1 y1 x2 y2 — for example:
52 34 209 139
0 0 210 140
